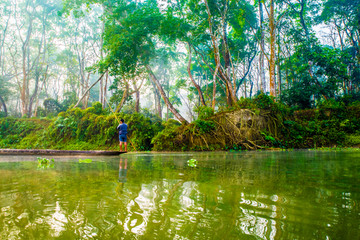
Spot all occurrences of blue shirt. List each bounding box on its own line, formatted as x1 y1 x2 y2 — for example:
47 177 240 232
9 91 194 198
117 123 128 136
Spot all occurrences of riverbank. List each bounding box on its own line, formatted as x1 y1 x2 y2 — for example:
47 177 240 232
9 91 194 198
1 96 360 151
152 96 360 151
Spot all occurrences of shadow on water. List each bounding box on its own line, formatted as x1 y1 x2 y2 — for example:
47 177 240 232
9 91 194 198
0 150 359 239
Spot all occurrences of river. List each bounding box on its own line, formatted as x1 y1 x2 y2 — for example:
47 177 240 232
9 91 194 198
0 150 359 239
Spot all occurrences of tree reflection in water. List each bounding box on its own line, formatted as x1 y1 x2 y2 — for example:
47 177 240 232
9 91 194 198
0 151 359 239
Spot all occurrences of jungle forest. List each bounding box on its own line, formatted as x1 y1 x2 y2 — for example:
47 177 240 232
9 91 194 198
0 0 360 151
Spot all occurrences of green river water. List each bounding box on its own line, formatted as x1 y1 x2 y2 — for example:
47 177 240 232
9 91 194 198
0 150 359 240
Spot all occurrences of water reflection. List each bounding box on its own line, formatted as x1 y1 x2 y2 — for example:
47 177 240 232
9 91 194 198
118 158 128 184
0 151 359 239
117 158 128 195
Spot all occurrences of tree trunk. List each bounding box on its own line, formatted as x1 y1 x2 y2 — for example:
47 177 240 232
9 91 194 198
250 80 254 98
103 71 108 107
0 95 7 116
30 14 48 117
73 72 105 108
277 30 282 98
28 82 39 117
204 0 237 106
99 21 106 107
150 78 162 118
244 61 247 98
116 82 129 113
20 19 33 117
146 65 188 123
135 90 140 112
222 14 238 104
33 66 49 117
299 0 310 41
84 72 91 108
156 88 162 118
187 42 206 106
133 81 140 113
99 74 104 105
277 58 281 98
259 0 266 92
29 69 41 117
269 0 276 97
0 10 11 76
212 62 219 109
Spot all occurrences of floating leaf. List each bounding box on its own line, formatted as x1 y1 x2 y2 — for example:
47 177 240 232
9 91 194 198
187 158 198 167
37 157 54 169
79 159 92 163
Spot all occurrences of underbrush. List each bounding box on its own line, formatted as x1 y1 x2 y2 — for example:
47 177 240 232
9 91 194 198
1 98 359 151
0 102 163 151
152 95 360 151
0 118 51 148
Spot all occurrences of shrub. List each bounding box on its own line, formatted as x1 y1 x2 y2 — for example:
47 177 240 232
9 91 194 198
192 119 215 134
152 119 183 151
194 106 214 120
345 134 360 147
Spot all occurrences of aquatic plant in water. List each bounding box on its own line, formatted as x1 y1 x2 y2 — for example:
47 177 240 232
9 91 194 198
79 159 92 163
37 157 54 169
187 159 198 167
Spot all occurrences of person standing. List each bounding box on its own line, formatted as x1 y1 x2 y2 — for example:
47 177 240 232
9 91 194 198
117 119 128 152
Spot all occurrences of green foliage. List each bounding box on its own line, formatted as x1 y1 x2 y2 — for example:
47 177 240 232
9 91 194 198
280 101 360 148
37 157 54 169
0 117 50 148
62 91 78 109
1 98 360 151
253 93 275 109
335 94 360 108
43 98 65 117
90 102 105 115
153 96 360 151
79 159 92 163
124 112 163 151
318 98 345 109
192 105 216 136
345 135 360 147
282 44 355 109
47 108 115 149
281 78 315 109
187 158 198 167
237 94 291 122
152 119 183 151
0 103 164 151
37 157 54 164
237 97 256 109
192 119 215 134
0 112 7 118
194 106 214 120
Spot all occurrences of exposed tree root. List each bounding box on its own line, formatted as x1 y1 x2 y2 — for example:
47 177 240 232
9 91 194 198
179 109 280 150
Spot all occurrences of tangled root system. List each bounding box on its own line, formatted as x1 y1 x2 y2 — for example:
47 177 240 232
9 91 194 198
177 109 281 150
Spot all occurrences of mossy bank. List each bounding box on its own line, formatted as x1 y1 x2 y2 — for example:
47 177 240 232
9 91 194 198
153 95 360 151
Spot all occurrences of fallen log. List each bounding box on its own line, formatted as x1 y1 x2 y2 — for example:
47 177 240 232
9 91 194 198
0 149 126 156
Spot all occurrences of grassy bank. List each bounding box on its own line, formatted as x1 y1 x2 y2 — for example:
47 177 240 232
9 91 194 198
1 97 360 151
0 103 163 151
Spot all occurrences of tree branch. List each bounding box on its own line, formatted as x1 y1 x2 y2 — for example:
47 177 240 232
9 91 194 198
73 72 106 108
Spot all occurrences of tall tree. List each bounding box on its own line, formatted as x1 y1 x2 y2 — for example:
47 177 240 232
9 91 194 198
168 0 257 107
321 0 360 61
258 0 266 92
9 0 60 117
101 0 188 122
